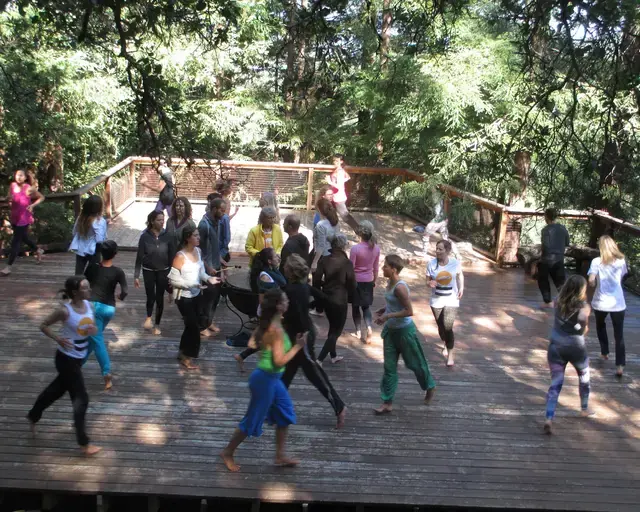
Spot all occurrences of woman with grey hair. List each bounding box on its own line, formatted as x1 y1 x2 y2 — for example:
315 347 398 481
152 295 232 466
245 206 284 267
313 234 356 364
350 220 380 344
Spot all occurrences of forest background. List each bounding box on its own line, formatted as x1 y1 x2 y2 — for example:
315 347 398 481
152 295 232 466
0 0 638 264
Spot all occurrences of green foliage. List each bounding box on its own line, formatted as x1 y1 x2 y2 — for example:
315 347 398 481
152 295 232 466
31 200 75 244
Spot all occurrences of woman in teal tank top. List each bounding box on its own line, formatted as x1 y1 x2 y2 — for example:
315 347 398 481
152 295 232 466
221 288 306 472
374 255 436 415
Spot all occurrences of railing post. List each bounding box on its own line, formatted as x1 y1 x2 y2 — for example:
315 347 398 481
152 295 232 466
129 160 136 200
496 208 509 264
306 167 315 211
104 176 113 219
73 194 82 218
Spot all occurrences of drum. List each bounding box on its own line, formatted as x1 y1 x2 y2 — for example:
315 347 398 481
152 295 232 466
222 270 259 319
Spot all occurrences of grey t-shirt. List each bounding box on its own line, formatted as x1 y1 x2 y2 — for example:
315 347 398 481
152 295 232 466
541 223 570 264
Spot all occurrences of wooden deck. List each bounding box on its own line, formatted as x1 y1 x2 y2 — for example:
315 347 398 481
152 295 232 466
0 250 639 511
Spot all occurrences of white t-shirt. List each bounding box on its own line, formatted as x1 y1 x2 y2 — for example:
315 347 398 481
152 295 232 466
588 257 627 312
427 258 462 308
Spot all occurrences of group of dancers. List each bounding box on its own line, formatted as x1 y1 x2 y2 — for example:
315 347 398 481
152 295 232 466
1 158 630 466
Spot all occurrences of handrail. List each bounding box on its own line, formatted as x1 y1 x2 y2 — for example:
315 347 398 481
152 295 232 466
129 156 424 181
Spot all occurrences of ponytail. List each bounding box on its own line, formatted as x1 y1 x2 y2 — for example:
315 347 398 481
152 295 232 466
59 275 86 300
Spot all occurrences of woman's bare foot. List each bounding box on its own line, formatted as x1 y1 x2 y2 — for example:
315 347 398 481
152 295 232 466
365 327 372 344
208 323 221 334
600 354 609 361
234 354 245 373
0 266 11 276
35 248 44 264
104 375 113 390
274 456 299 468
81 444 102 456
424 387 436 404
331 356 344 364
152 326 161 336
143 317 153 330
374 403 392 415
442 346 449 358
200 328 213 338
220 450 241 472
180 357 198 370
336 407 347 429
350 331 362 340
543 419 552 435
580 409 596 418
446 353 455 367
616 365 624 378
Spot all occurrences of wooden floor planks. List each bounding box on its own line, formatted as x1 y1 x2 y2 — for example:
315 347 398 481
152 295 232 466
0 250 638 511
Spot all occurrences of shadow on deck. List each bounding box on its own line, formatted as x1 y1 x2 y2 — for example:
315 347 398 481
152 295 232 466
0 233 638 510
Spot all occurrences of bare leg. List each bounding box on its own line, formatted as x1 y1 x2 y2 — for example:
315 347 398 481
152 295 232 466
274 426 298 467
220 428 247 472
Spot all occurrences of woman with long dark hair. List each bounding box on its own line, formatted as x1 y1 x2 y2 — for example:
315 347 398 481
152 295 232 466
349 220 380 344
234 248 286 368
588 235 628 378
135 210 176 335
27 276 101 455
169 226 219 369
544 275 593 434
1 169 45 276
221 288 306 472
166 196 196 248
70 195 107 276
309 197 340 317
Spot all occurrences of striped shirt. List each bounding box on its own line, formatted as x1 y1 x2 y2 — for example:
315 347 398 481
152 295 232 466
427 258 461 308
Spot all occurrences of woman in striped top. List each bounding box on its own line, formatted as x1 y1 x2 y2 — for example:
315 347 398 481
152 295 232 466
28 276 102 456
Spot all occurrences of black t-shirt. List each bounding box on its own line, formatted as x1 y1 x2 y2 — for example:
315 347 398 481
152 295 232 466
280 233 310 273
86 264 128 306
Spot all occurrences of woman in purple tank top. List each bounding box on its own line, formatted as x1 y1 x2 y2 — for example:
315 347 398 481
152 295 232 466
1 169 45 276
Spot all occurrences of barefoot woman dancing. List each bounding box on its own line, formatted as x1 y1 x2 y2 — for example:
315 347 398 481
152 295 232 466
374 255 436 415
27 276 102 456
221 288 306 472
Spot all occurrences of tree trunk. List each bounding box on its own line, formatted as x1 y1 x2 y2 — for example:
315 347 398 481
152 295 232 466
509 150 530 206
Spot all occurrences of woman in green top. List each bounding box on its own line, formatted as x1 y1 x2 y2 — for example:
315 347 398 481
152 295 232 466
220 288 306 472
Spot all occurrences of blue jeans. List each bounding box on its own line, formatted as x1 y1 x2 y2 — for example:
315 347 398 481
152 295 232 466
85 302 116 376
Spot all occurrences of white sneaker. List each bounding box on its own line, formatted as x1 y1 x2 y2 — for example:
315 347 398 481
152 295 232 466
331 356 344 364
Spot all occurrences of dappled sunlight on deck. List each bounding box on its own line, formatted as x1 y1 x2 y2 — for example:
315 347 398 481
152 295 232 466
0 250 638 510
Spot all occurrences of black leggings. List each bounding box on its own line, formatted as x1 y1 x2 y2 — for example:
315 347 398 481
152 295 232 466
28 351 90 446
177 296 201 358
537 261 566 304
8 224 38 265
282 327 345 416
75 243 102 276
143 268 169 325
594 309 625 366
431 306 458 350
318 302 348 361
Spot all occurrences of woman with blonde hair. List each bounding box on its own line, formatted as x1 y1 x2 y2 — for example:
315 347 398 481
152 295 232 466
588 235 628 377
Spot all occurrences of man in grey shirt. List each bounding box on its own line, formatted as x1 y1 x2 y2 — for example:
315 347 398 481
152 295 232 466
538 208 570 305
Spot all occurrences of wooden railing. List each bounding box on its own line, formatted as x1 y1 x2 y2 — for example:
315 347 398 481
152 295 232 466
13 156 420 221
440 184 640 267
